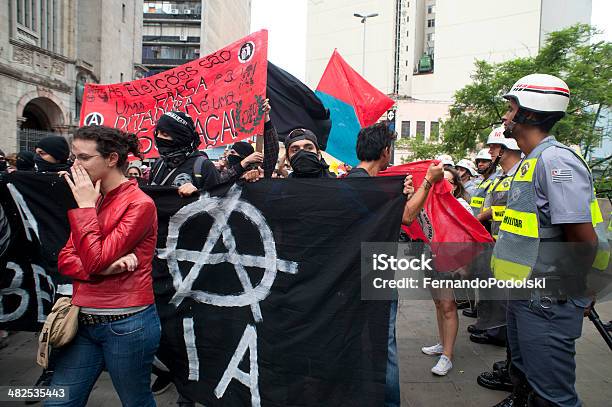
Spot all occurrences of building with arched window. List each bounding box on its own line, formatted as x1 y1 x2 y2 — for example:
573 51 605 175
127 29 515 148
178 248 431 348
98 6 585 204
0 0 146 154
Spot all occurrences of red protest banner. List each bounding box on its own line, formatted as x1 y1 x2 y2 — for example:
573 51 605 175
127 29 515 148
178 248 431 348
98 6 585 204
79 30 268 158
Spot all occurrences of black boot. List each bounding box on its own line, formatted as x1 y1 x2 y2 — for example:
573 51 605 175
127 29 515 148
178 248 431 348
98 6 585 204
478 369 513 392
492 365 531 407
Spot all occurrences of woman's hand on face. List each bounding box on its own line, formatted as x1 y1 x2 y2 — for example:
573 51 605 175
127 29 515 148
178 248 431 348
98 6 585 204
63 164 100 208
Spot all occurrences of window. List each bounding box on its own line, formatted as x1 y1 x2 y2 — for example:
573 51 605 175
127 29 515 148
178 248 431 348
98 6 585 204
401 121 410 138
405 60 408 66
405 75 408 81
122 4 126 23
120 72 124 82
430 121 439 139
406 31 409 37
416 121 425 137
427 33 434 42
428 5 435 14
11 0 62 53
406 45 409 51
427 19 435 28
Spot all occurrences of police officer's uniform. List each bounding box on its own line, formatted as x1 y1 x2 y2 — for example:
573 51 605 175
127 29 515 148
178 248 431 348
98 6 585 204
492 136 607 406
470 172 499 216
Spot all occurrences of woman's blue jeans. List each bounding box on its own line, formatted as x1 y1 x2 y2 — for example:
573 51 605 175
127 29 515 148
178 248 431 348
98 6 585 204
45 305 161 407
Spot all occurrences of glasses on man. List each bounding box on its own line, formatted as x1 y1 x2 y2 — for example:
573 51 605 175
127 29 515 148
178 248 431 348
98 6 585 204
69 154 101 162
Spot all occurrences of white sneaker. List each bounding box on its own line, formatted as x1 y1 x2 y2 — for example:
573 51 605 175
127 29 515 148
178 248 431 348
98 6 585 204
421 343 444 355
431 355 453 376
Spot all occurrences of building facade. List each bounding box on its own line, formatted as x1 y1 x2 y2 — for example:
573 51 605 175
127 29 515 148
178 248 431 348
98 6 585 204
142 0 251 76
306 0 592 148
0 0 144 154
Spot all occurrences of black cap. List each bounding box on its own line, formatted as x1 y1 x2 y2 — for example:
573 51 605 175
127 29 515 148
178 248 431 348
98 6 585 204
284 128 319 150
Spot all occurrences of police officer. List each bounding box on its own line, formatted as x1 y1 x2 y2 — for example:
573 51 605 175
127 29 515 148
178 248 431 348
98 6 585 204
491 74 608 407
469 148 497 216
476 128 522 233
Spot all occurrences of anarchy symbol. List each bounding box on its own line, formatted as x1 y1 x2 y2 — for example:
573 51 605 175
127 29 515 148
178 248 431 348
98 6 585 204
158 185 298 322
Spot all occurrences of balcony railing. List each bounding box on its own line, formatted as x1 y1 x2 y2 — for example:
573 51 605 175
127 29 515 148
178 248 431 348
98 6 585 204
143 12 201 21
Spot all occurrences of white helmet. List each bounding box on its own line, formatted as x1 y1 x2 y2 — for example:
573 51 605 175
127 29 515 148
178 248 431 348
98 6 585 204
475 149 492 162
436 154 454 167
503 74 569 115
486 127 521 151
456 159 477 177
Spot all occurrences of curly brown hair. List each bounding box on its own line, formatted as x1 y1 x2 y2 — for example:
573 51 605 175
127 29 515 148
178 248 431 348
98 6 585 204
73 126 142 170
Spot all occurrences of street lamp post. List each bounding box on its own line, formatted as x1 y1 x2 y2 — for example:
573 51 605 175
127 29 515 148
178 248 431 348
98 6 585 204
353 12 379 76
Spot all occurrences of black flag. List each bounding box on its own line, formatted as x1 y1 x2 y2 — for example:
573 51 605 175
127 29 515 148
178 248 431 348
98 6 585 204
266 62 331 150
1 173 406 406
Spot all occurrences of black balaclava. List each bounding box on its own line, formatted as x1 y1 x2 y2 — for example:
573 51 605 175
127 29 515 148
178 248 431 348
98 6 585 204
35 136 71 172
285 128 327 177
16 151 35 171
154 111 200 168
228 141 255 167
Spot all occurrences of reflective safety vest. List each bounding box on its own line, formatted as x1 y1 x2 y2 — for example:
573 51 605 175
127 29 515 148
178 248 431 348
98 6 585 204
487 175 513 240
492 138 610 281
470 177 495 216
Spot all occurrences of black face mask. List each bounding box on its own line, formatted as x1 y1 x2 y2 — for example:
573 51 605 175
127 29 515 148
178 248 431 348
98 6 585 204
227 155 243 168
155 137 191 168
289 150 324 178
34 155 70 173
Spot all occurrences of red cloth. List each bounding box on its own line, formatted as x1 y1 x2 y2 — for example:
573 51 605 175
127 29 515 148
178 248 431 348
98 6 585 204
380 160 493 271
58 179 158 307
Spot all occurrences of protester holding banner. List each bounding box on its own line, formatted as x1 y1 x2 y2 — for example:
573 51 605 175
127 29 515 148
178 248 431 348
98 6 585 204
347 122 444 407
16 151 36 171
149 111 220 195
34 136 71 173
284 127 336 178
219 98 279 184
420 167 474 378
47 125 160 407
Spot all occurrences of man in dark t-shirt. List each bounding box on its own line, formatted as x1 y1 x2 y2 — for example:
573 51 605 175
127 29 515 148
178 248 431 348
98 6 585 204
345 123 443 407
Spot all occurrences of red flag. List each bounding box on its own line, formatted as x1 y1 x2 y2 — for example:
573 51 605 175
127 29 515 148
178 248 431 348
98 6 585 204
316 50 394 128
380 161 493 271
79 30 268 158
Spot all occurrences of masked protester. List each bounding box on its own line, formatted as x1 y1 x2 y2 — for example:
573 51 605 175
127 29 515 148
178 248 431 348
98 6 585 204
284 128 335 178
149 111 220 196
35 136 71 173
218 141 265 184
16 151 35 171
218 97 279 184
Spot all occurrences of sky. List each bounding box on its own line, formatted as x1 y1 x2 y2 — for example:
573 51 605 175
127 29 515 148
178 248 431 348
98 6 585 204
251 0 611 82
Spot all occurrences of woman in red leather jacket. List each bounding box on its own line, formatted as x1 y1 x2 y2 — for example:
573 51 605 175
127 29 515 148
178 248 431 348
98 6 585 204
47 126 160 407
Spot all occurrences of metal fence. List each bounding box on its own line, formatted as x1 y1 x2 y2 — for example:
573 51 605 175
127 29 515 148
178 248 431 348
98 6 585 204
17 128 64 152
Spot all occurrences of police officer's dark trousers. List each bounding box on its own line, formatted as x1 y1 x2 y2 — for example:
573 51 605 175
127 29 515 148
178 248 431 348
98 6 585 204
506 294 584 407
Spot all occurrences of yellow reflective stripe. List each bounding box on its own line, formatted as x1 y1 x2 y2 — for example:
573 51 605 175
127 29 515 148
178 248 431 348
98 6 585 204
590 200 603 226
492 206 506 221
593 249 610 271
499 208 539 238
478 179 492 190
470 197 485 208
491 256 531 281
492 234 498 241
513 158 537 182
495 178 512 192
